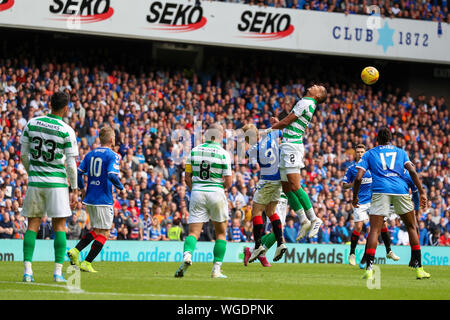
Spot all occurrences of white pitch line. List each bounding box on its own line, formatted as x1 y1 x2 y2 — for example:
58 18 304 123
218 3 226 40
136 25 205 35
0 282 261 300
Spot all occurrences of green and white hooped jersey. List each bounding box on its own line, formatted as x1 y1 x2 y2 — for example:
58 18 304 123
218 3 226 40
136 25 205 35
20 114 79 188
282 97 317 144
187 140 232 192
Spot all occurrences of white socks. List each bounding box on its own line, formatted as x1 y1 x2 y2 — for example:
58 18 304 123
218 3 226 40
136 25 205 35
305 208 317 221
212 262 222 274
54 263 63 276
24 261 33 275
297 209 308 224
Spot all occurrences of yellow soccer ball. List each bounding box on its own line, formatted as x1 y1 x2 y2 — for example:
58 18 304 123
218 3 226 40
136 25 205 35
361 66 379 85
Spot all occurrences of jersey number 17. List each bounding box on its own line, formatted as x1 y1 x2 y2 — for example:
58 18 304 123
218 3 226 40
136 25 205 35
379 152 397 170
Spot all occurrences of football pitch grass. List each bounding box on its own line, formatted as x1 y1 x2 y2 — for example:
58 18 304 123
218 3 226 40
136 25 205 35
0 262 449 300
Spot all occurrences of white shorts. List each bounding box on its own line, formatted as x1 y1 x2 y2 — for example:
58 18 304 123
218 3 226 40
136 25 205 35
353 202 370 222
85 204 114 230
370 194 414 217
22 187 71 218
280 143 305 181
253 180 282 205
188 189 229 224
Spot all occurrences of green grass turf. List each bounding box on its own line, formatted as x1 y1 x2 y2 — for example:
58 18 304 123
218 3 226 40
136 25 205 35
0 262 449 300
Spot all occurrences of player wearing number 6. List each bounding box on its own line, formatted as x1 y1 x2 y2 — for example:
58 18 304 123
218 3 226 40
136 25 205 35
352 127 430 280
174 123 232 279
67 126 124 273
20 92 79 283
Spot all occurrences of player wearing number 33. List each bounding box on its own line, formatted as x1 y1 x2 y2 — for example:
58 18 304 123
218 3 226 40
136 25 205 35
20 92 79 283
67 126 124 273
352 127 430 280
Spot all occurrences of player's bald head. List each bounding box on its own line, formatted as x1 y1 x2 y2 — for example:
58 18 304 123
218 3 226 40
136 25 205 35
206 123 224 143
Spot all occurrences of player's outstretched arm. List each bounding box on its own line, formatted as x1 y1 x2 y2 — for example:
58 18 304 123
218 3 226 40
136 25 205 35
185 172 193 191
20 140 31 173
66 156 79 210
405 162 427 209
108 173 124 190
352 168 364 208
224 175 233 190
269 113 298 131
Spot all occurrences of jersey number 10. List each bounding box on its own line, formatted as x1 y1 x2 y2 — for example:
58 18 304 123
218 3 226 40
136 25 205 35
90 157 103 177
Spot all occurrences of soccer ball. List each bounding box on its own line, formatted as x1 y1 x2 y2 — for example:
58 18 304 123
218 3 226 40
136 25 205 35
361 66 379 85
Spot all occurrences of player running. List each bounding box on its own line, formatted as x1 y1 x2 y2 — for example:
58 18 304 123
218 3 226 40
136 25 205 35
20 92 79 282
342 144 400 266
241 124 294 266
67 126 124 273
352 127 430 280
174 124 232 279
267 84 327 241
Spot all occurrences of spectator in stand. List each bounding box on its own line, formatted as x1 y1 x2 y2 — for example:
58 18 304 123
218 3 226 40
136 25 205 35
0 211 14 239
228 217 247 242
149 217 162 241
37 216 53 240
126 209 142 240
12 211 26 239
439 230 450 246
429 228 441 246
418 220 429 245
66 214 82 240
109 223 118 240
284 216 298 243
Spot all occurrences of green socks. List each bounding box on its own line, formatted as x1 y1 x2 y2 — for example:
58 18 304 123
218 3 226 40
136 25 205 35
294 187 312 211
54 231 67 264
183 235 197 255
213 239 227 263
261 233 276 250
23 230 37 263
286 191 303 212
184 236 226 264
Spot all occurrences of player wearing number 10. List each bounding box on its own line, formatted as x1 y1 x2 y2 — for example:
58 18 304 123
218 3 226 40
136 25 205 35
67 126 124 273
20 92 79 283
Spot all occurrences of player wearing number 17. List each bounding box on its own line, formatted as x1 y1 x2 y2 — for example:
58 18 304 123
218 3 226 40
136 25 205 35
352 127 430 280
67 126 124 273
20 92 79 283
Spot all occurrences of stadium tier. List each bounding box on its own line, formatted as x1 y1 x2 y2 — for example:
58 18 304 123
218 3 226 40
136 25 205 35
0 28 448 247
224 0 450 22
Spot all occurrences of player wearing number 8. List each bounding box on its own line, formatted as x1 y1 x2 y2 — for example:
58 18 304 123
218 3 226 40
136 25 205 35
175 123 233 279
20 92 79 282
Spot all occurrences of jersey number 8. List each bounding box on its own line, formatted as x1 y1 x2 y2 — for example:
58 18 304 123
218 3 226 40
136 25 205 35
199 160 210 180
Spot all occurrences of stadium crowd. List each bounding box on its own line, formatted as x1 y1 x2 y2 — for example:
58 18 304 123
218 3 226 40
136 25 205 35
0 32 448 247
214 0 450 22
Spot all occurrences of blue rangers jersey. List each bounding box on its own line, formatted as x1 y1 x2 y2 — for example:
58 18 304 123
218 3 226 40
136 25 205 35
356 145 412 195
247 130 282 181
343 162 372 204
78 147 121 206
